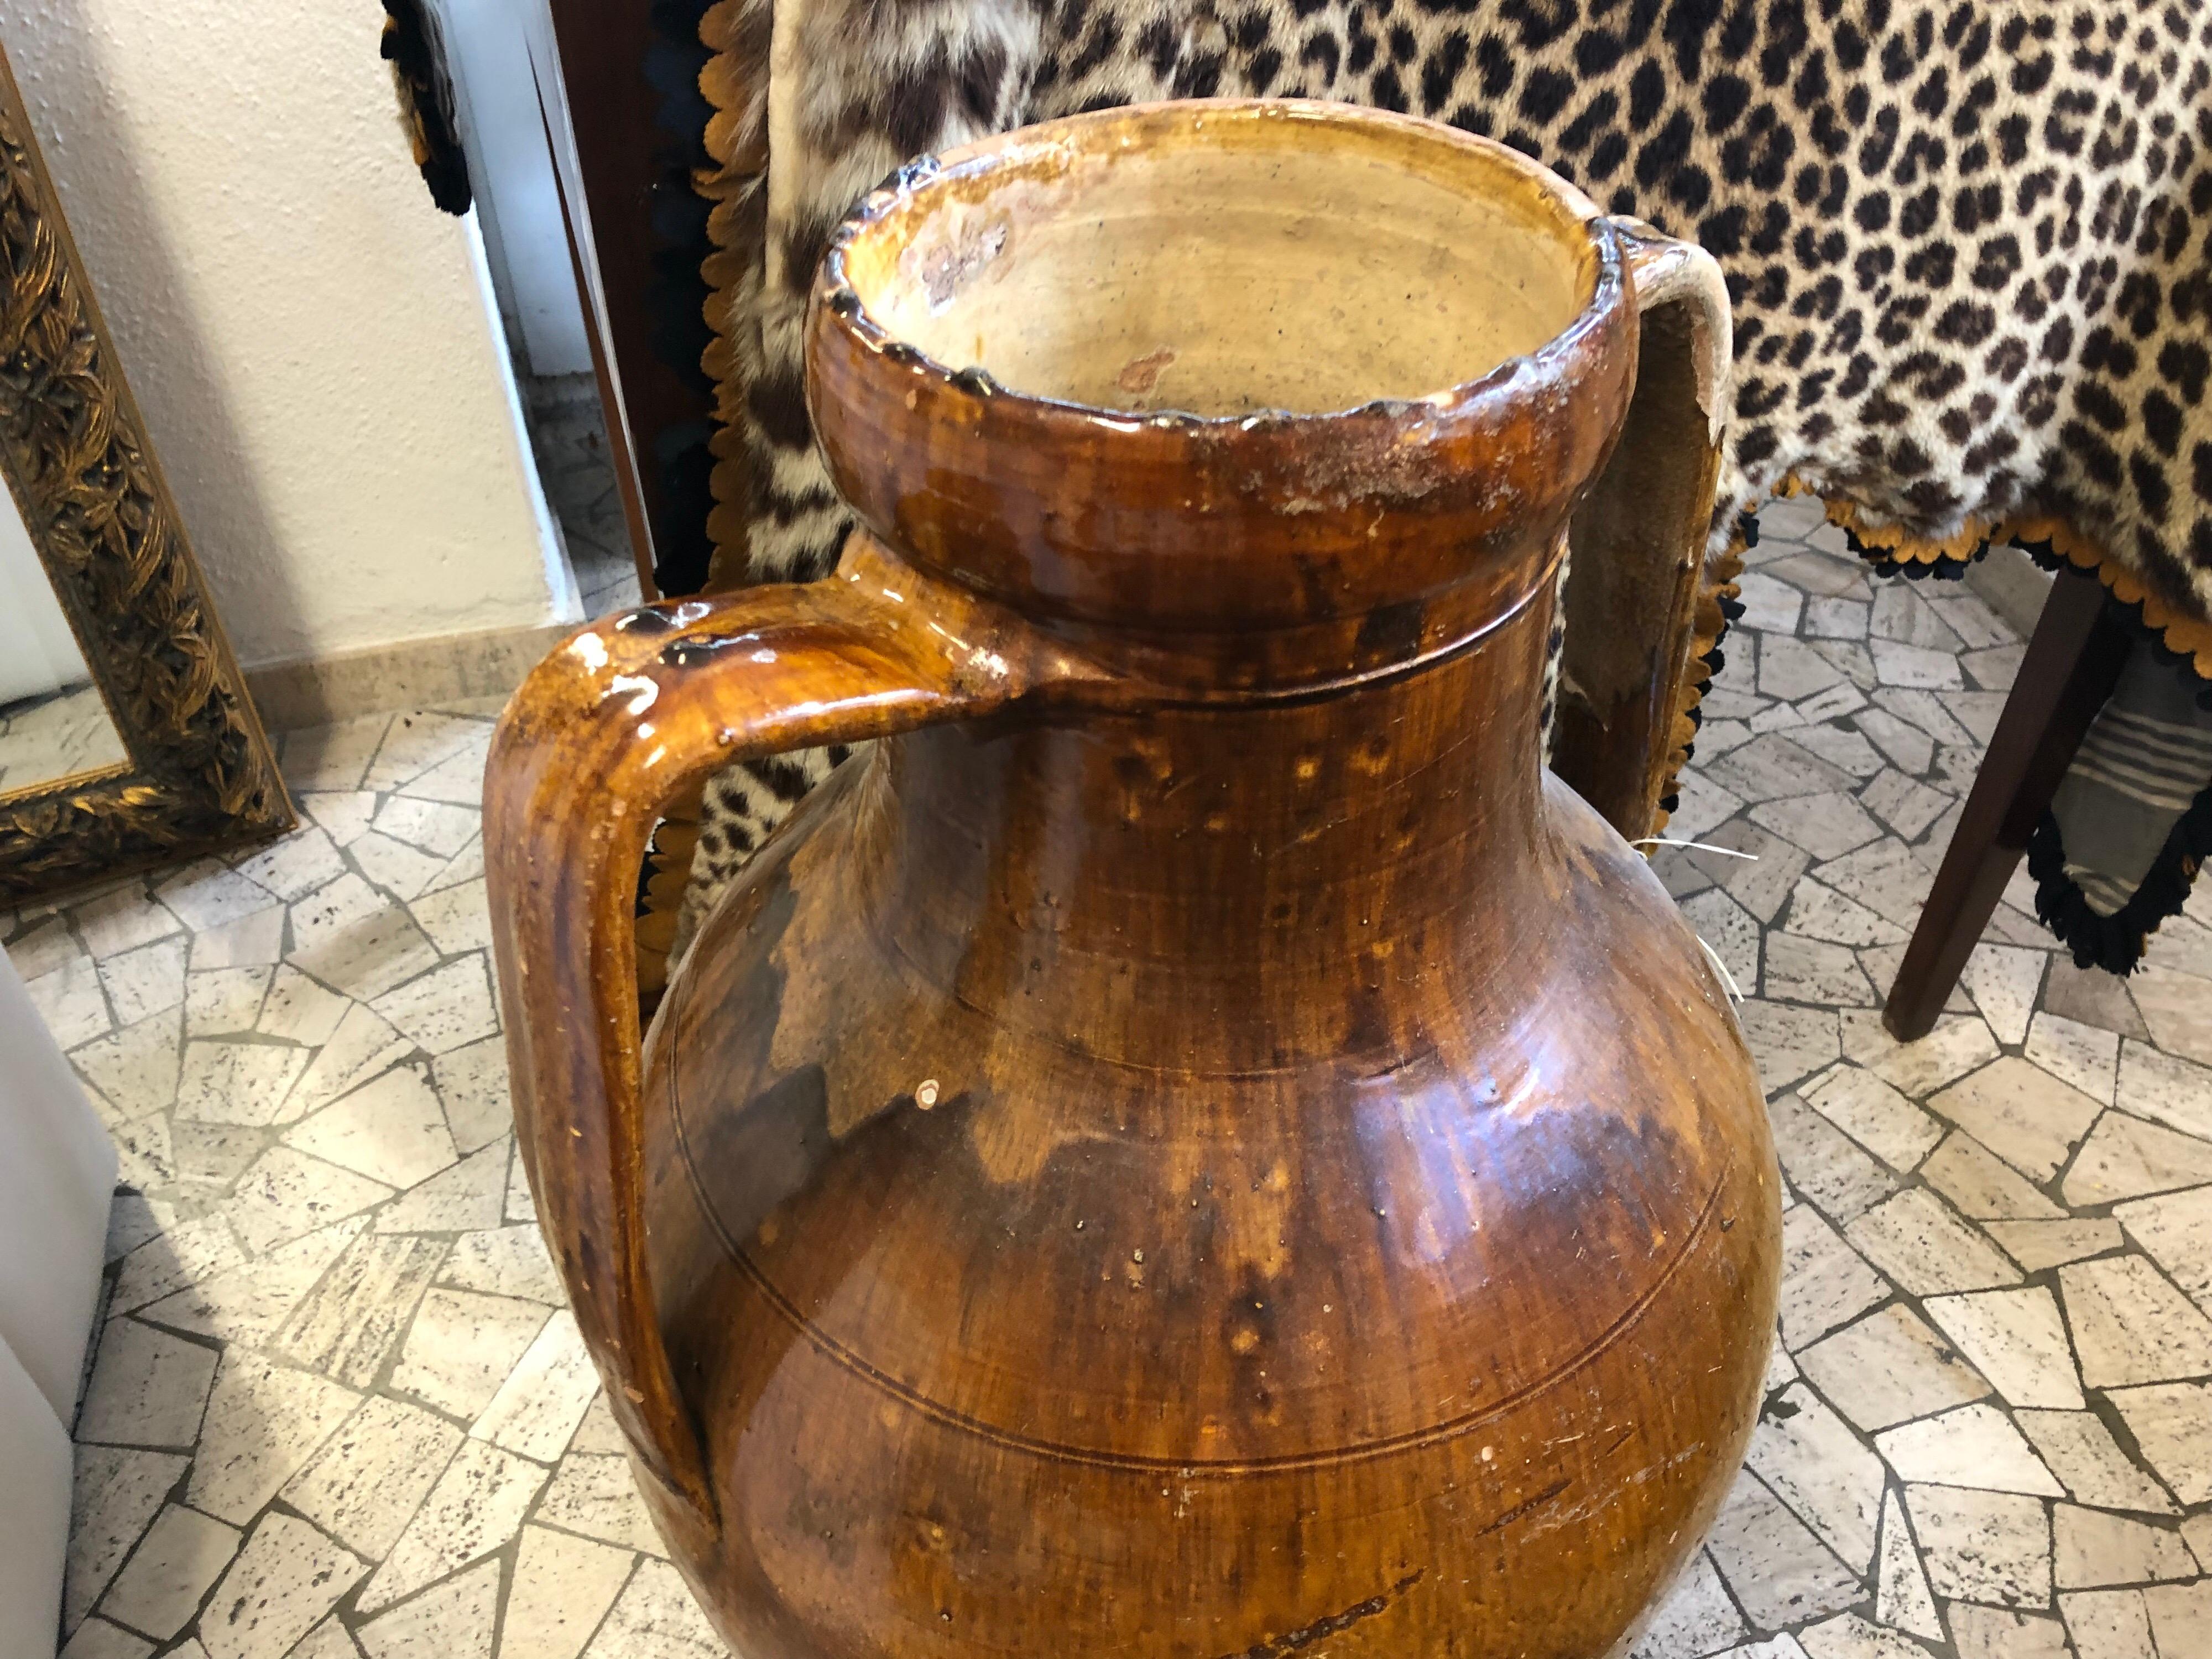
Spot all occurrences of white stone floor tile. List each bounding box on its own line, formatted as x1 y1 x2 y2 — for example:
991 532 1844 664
1705 1469 1864 1631
1985 1217 2126 1272
503 1527 638 1659
184 1351 359 1525
375 1139 512 1234
2026 1011 2121 1104
186 909 284 973
1770 1093 1897 1222
1747 1383 1887 1572
60 1617 156 1659
1905 1483 2052 1608
1926 1057 2102 1183
2132 966 2212 1070
2116 1185 2212 1314
1780 1207 1894 1349
2066 1114 2212 1209
439 1226 565 1305
1845 1188 2020 1296
98 1502 239 1641
183 968 272 1040
1796 1611 1930 1658
469 1309 598 1462
2106 1383 2212 1506
280 1395 464 1559
15 514 2212 1659
1921 1287 2084 1410
1919 1131 2064 1222
2144 1581 2212 1656
77 1319 220 1450
2052 1505 2197 1591
430 1036 512 1155
111 1217 246 1314
357 1439 546 1615
2063 1588 2160 1659
1796 1303 1990 1432
2015 1409 2180 1516
282 1065 458 1189
1947 1605 2069 1659
372 953 500 1055
1865 1017 2000 1098
389 1288 550 1420
66 1447 189 1633
221 1147 393 1256
578 1559 727 1659
1874 1487 1943 1641
198 1512 367 1659
272 1232 448 1387
1801 1065 1943 1171
1875 1403 2065 1496
1955 943 2045 1048
140 1219 366 1351
72 1009 185 1125
2119 1042 2212 1141
2060 1256 2212 1389
535 1453 667 1557
289 1619 364 1659
354 1557 500 1659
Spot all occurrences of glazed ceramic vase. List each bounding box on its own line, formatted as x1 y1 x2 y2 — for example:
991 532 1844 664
487 100 1778 1659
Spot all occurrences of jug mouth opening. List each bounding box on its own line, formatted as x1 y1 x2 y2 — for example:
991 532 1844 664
805 101 1639 660
821 100 1606 425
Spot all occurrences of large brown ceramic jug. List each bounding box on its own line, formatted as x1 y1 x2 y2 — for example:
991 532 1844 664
488 101 1778 1659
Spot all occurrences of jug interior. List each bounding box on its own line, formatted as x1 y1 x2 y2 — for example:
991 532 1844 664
846 113 1594 418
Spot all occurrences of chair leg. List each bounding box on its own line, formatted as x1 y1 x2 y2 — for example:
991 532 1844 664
1882 566 2132 1041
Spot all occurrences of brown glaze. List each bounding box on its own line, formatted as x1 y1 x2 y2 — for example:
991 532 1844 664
487 102 1776 1659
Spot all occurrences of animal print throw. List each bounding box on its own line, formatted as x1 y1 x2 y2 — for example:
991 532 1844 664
671 0 2212 975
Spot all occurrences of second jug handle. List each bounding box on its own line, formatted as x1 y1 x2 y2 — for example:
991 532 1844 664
1550 215 1735 842
483 533 1116 1532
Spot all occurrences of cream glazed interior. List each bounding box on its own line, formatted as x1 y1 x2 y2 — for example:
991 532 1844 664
838 105 1600 418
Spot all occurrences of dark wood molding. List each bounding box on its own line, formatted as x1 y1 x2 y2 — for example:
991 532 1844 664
540 0 717 596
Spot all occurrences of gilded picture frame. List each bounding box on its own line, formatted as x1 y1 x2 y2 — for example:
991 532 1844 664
0 45 293 899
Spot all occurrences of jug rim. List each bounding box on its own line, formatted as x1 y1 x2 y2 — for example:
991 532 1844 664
819 99 1618 428
804 99 1645 667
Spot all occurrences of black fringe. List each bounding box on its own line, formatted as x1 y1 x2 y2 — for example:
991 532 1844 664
2027 794 2212 975
2002 536 2212 971
1658 510 1762 815
1839 522 1979 581
2010 535 2212 712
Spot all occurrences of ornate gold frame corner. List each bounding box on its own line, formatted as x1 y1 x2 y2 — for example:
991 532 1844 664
0 47 292 901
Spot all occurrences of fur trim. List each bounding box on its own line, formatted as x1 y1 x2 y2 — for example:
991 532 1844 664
380 1 470 215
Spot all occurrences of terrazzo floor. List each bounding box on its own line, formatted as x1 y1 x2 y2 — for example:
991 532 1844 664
6 495 2212 1659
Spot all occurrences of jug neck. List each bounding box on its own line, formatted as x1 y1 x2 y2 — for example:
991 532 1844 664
855 560 1563 1072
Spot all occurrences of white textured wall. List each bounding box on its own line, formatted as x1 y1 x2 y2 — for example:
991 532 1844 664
0 0 575 668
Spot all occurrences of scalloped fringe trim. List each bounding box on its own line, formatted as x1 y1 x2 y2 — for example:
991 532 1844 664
1650 515 1752 835
1769 474 2212 680
1752 477 2212 971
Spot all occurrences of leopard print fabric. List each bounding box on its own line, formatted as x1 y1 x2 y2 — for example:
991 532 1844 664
683 0 2212 946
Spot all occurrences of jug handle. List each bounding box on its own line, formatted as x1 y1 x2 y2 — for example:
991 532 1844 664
483 531 1117 1529
1552 216 1734 841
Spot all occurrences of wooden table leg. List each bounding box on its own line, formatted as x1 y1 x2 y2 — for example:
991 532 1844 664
1882 566 2132 1041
